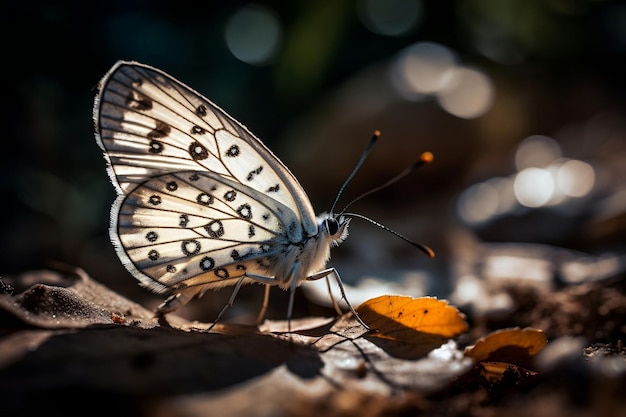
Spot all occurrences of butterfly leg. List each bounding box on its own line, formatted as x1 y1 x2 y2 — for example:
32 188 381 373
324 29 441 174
305 268 344 316
156 287 203 316
206 274 255 331
286 262 302 334
305 268 370 330
233 273 280 327
255 284 272 325
244 266 300 334
323 274 345 317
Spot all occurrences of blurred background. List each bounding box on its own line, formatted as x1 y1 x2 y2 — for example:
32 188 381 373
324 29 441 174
2 0 625 323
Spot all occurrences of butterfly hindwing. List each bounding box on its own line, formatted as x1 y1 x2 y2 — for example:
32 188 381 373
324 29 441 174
114 170 296 292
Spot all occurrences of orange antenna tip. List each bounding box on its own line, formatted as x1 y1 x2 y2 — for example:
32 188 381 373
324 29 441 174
420 152 434 164
373 130 381 137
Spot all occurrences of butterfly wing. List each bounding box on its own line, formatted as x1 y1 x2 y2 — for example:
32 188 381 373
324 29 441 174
115 170 293 295
94 61 317 299
94 61 317 238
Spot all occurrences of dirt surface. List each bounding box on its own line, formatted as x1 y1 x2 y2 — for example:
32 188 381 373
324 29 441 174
1 261 624 417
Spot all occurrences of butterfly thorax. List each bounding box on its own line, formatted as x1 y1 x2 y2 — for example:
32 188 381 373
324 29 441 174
271 213 349 289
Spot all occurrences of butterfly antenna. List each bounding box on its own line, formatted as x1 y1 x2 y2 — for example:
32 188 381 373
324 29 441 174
339 152 434 215
329 130 381 214
343 212 435 258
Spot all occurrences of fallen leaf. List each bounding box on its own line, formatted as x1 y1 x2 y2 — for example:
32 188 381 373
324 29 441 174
0 268 188 329
356 295 469 339
478 361 538 383
465 327 548 371
353 295 468 359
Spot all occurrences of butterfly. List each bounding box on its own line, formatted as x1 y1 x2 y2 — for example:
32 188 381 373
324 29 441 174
93 61 433 329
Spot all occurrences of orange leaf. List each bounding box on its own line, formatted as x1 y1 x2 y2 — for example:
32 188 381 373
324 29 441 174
465 327 547 370
356 295 469 340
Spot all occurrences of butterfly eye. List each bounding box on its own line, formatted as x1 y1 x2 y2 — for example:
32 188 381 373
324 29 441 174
325 217 339 236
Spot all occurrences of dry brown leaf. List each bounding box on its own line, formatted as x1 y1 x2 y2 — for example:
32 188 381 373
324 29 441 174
356 295 469 340
478 361 538 383
0 268 167 329
465 327 548 370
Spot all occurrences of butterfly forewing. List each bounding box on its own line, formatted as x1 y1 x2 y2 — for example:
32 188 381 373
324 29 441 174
95 62 317 236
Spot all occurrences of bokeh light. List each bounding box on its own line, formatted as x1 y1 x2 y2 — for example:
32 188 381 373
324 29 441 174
458 177 516 224
390 41 494 119
224 5 281 65
515 135 562 170
458 152 597 224
436 66 495 119
514 167 555 208
458 181 500 224
392 42 457 96
557 159 595 198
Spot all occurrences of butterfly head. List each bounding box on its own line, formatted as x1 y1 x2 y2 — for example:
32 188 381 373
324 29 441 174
318 213 350 247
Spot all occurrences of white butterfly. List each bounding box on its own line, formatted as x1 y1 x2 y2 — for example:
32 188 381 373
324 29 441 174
93 61 432 329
